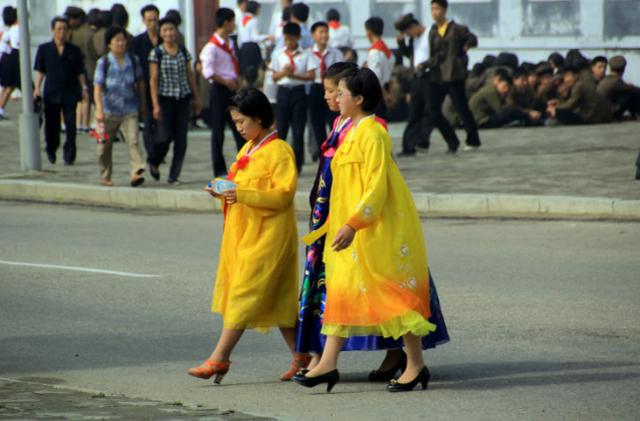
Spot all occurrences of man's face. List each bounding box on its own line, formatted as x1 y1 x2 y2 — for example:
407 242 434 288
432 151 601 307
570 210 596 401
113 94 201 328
528 74 538 88
431 4 447 22
312 26 329 47
68 17 80 29
592 61 606 81
52 21 69 42
143 11 159 33
224 19 236 34
496 80 511 96
563 71 577 88
284 34 299 51
513 76 528 90
407 24 421 38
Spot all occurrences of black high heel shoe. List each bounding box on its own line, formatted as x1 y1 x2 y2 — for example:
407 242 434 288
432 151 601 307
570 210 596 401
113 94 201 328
292 369 340 393
368 351 407 382
386 366 430 392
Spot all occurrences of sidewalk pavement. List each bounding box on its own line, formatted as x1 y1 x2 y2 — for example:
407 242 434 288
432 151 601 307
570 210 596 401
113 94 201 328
0 103 638 219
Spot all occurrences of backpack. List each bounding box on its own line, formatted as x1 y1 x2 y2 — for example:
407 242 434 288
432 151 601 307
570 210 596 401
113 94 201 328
99 52 141 90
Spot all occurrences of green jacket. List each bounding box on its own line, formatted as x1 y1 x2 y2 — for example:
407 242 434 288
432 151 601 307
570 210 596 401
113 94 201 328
558 79 612 124
469 85 506 125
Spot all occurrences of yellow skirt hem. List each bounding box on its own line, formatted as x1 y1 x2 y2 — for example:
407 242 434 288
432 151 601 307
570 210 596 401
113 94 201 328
321 310 436 340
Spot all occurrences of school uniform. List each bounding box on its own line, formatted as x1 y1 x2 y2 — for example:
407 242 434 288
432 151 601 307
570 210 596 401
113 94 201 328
366 39 393 118
307 45 344 159
328 21 352 49
199 33 245 177
237 13 267 47
0 25 20 88
272 45 317 170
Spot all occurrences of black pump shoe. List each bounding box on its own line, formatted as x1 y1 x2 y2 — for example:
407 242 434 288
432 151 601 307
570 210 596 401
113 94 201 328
368 351 407 382
386 366 430 392
292 369 339 393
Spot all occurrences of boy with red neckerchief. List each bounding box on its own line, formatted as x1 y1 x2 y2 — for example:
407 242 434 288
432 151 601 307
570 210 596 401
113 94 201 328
364 17 393 119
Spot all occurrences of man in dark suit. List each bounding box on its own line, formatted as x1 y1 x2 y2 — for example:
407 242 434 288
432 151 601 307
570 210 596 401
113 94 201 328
424 0 480 152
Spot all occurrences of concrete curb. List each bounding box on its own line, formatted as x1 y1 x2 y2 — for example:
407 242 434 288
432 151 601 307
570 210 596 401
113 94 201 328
1 179 639 220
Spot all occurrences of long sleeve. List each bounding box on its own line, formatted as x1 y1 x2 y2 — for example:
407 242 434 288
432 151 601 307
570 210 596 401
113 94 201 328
346 128 389 231
558 83 585 111
462 25 478 50
236 154 297 211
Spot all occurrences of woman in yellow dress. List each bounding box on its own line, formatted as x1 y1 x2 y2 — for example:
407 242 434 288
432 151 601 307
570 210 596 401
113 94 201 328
188 88 300 384
293 68 437 393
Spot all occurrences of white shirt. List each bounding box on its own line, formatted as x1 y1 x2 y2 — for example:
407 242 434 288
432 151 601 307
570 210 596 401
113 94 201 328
366 48 393 86
271 46 317 87
311 45 344 83
329 24 352 49
237 13 267 46
233 8 245 36
413 29 430 67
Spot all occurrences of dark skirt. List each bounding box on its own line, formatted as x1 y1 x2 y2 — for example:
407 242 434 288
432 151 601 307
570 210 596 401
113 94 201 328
0 48 21 88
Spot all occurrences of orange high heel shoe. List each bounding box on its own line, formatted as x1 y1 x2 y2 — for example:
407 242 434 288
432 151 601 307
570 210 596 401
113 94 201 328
187 360 231 384
280 354 312 381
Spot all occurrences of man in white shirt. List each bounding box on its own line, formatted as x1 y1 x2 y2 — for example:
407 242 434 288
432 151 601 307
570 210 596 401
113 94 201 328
237 1 271 47
395 13 434 156
308 21 344 160
271 22 317 171
326 8 352 49
364 17 393 118
234 0 248 36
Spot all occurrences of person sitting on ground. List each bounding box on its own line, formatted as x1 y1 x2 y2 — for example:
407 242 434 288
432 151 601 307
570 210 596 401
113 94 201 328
596 55 640 120
546 65 612 125
533 65 558 113
548 52 564 75
510 66 537 111
469 71 540 128
591 56 607 84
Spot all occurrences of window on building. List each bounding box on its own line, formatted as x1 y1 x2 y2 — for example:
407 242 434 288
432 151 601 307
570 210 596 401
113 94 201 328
604 0 640 38
370 0 421 39
306 0 351 29
522 0 581 36
447 0 498 37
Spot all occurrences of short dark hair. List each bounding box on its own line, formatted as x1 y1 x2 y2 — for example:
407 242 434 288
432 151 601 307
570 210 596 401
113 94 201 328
290 3 309 23
562 65 580 75
230 88 275 129
216 8 235 28
165 10 182 26
96 10 113 29
105 26 128 49
535 65 553 77
431 0 449 8
365 17 384 37
282 7 291 22
158 17 177 30
246 1 260 15
327 9 340 22
111 4 129 29
87 8 100 27
548 52 565 67
343 68 383 113
64 6 86 21
591 56 607 66
140 4 160 17
50 16 70 30
283 22 301 37
512 66 530 79
311 21 329 33
325 62 358 84
495 72 513 86
2 6 17 26
493 67 510 81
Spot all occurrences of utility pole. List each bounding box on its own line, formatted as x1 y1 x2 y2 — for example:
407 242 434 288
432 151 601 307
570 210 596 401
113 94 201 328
17 0 41 172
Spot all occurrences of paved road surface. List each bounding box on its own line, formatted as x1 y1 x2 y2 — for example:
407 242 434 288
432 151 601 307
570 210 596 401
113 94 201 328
1 201 639 420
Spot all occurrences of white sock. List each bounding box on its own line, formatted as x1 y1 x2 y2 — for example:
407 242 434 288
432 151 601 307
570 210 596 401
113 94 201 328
0 107 5 115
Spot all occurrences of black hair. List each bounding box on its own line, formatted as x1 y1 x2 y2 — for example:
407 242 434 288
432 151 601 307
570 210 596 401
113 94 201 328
96 10 113 29
562 65 580 75
481 54 496 69
246 1 260 15
548 52 565 68
493 67 510 80
158 17 177 30
64 6 86 20
565 49 589 70
591 56 608 66
325 62 358 84
495 72 513 86
327 9 340 22
50 16 70 30
230 88 275 129
535 65 553 77
512 66 530 79
111 4 129 29
343 68 383 113
282 7 291 22
340 47 358 63
105 26 128 49
471 63 485 77
216 8 235 28
87 9 100 27
521 62 536 73
290 3 309 23
2 6 17 27
311 21 328 33
165 9 182 26
140 4 160 18
431 0 449 9
283 22 301 37
495 52 519 70
365 17 384 37
237 0 249 5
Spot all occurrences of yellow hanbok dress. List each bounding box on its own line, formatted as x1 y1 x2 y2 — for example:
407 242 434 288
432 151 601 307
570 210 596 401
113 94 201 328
321 116 436 339
212 137 299 332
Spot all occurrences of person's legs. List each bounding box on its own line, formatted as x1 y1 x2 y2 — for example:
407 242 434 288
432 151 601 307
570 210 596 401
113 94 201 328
428 83 460 151
169 98 190 182
207 329 245 362
149 97 173 169
276 87 292 149
209 83 228 177
290 87 308 171
305 335 345 377
61 101 77 164
44 101 62 161
99 114 123 181
402 78 426 154
446 81 481 147
142 93 155 157
397 333 426 383
308 83 327 159
121 113 146 177
555 108 585 125
0 86 14 111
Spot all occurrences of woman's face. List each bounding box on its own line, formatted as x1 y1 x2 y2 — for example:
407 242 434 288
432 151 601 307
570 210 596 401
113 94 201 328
230 109 263 141
337 79 361 118
109 33 127 55
160 23 177 43
323 78 340 113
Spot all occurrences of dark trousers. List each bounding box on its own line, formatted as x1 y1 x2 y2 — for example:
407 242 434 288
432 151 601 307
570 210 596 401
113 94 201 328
402 76 434 153
44 101 77 163
555 108 585 125
481 107 530 129
210 82 244 177
429 80 481 150
142 92 155 158
277 85 307 171
308 83 336 159
149 96 190 181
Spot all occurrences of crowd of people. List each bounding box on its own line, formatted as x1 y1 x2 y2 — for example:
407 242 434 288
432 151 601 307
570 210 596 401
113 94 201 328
0 0 638 185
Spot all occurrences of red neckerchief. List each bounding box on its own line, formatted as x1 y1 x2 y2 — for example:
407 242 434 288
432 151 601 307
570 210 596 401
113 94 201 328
369 39 392 59
209 33 240 76
328 20 341 30
284 49 299 74
227 131 279 181
242 14 253 27
313 47 327 79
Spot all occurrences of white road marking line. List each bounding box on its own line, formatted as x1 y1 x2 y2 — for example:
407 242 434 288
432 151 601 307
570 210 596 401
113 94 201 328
0 260 162 278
